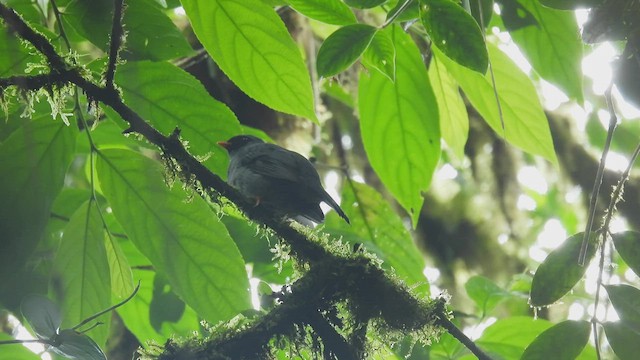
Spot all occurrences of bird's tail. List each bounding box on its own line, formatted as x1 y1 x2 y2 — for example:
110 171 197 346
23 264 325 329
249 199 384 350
322 190 350 224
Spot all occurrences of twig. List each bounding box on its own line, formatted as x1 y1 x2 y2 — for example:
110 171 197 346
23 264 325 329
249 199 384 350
381 0 414 28
579 84 616 265
589 92 640 360
105 0 125 89
434 299 492 360
72 281 140 331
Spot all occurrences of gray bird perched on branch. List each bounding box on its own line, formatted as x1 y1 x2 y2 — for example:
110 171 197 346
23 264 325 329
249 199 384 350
218 135 350 225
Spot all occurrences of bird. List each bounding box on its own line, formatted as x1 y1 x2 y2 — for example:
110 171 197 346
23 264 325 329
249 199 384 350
218 135 350 225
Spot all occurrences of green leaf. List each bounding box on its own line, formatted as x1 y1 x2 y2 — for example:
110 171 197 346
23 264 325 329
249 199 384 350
476 317 552 359
317 24 377 78
181 0 317 121
520 320 590 360
612 231 640 278
288 0 356 25
53 200 111 347
539 0 603 10
104 232 134 299
63 0 192 60
51 329 106 360
344 0 387 9
465 275 508 316
530 232 597 306
420 0 488 73
97 149 250 324
470 0 493 28
603 321 640 360
435 44 558 163
326 182 429 297
115 61 242 178
359 26 440 226
116 242 200 343
362 27 396 81
0 119 76 282
0 27 39 76
507 0 583 103
604 284 640 330
428 53 468 158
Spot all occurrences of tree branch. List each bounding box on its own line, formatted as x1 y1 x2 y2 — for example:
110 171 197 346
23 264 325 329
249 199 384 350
105 0 125 89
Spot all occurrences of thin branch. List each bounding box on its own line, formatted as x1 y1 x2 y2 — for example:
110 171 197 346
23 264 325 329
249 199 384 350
590 91 640 360
50 0 71 51
381 0 414 28
72 281 140 331
434 300 492 360
579 84 616 265
105 0 126 89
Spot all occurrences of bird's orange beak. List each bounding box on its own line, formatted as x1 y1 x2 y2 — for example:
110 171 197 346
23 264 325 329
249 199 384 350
217 141 229 149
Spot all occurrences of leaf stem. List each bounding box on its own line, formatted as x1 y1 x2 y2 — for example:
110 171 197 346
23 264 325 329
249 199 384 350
579 84 616 265
381 0 414 29
72 281 140 331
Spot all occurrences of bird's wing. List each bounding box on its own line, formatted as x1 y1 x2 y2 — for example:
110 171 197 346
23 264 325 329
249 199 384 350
242 144 320 184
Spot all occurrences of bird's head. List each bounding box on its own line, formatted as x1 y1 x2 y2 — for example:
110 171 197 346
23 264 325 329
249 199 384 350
217 135 264 154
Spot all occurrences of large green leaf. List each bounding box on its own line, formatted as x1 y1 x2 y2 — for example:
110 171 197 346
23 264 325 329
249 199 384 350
603 321 640 360
435 44 557 163
181 0 317 121
604 284 640 330
420 0 488 73
358 26 440 226
63 0 192 60
104 232 134 299
288 0 356 25
612 231 640 278
53 200 111 347
325 182 429 297
97 149 250 324
117 269 200 344
520 320 590 360
475 317 552 359
428 53 468 158
0 119 76 286
530 232 597 306
507 0 583 103
115 61 241 178
362 26 396 82
317 24 377 78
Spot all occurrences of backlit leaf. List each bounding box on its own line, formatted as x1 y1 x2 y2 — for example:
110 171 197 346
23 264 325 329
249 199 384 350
53 200 111 347
182 0 317 121
420 0 488 73
428 53 468 158
63 0 192 60
435 44 557 163
115 61 241 178
603 321 640 360
317 24 377 78
604 284 640 330
344 0 387 9
97 149 250 324
288 0 356 25
507 0 583 103
612 231 640 278
359 26 440 226
520 320 590 360
362 27 396 81
530 232 597 306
